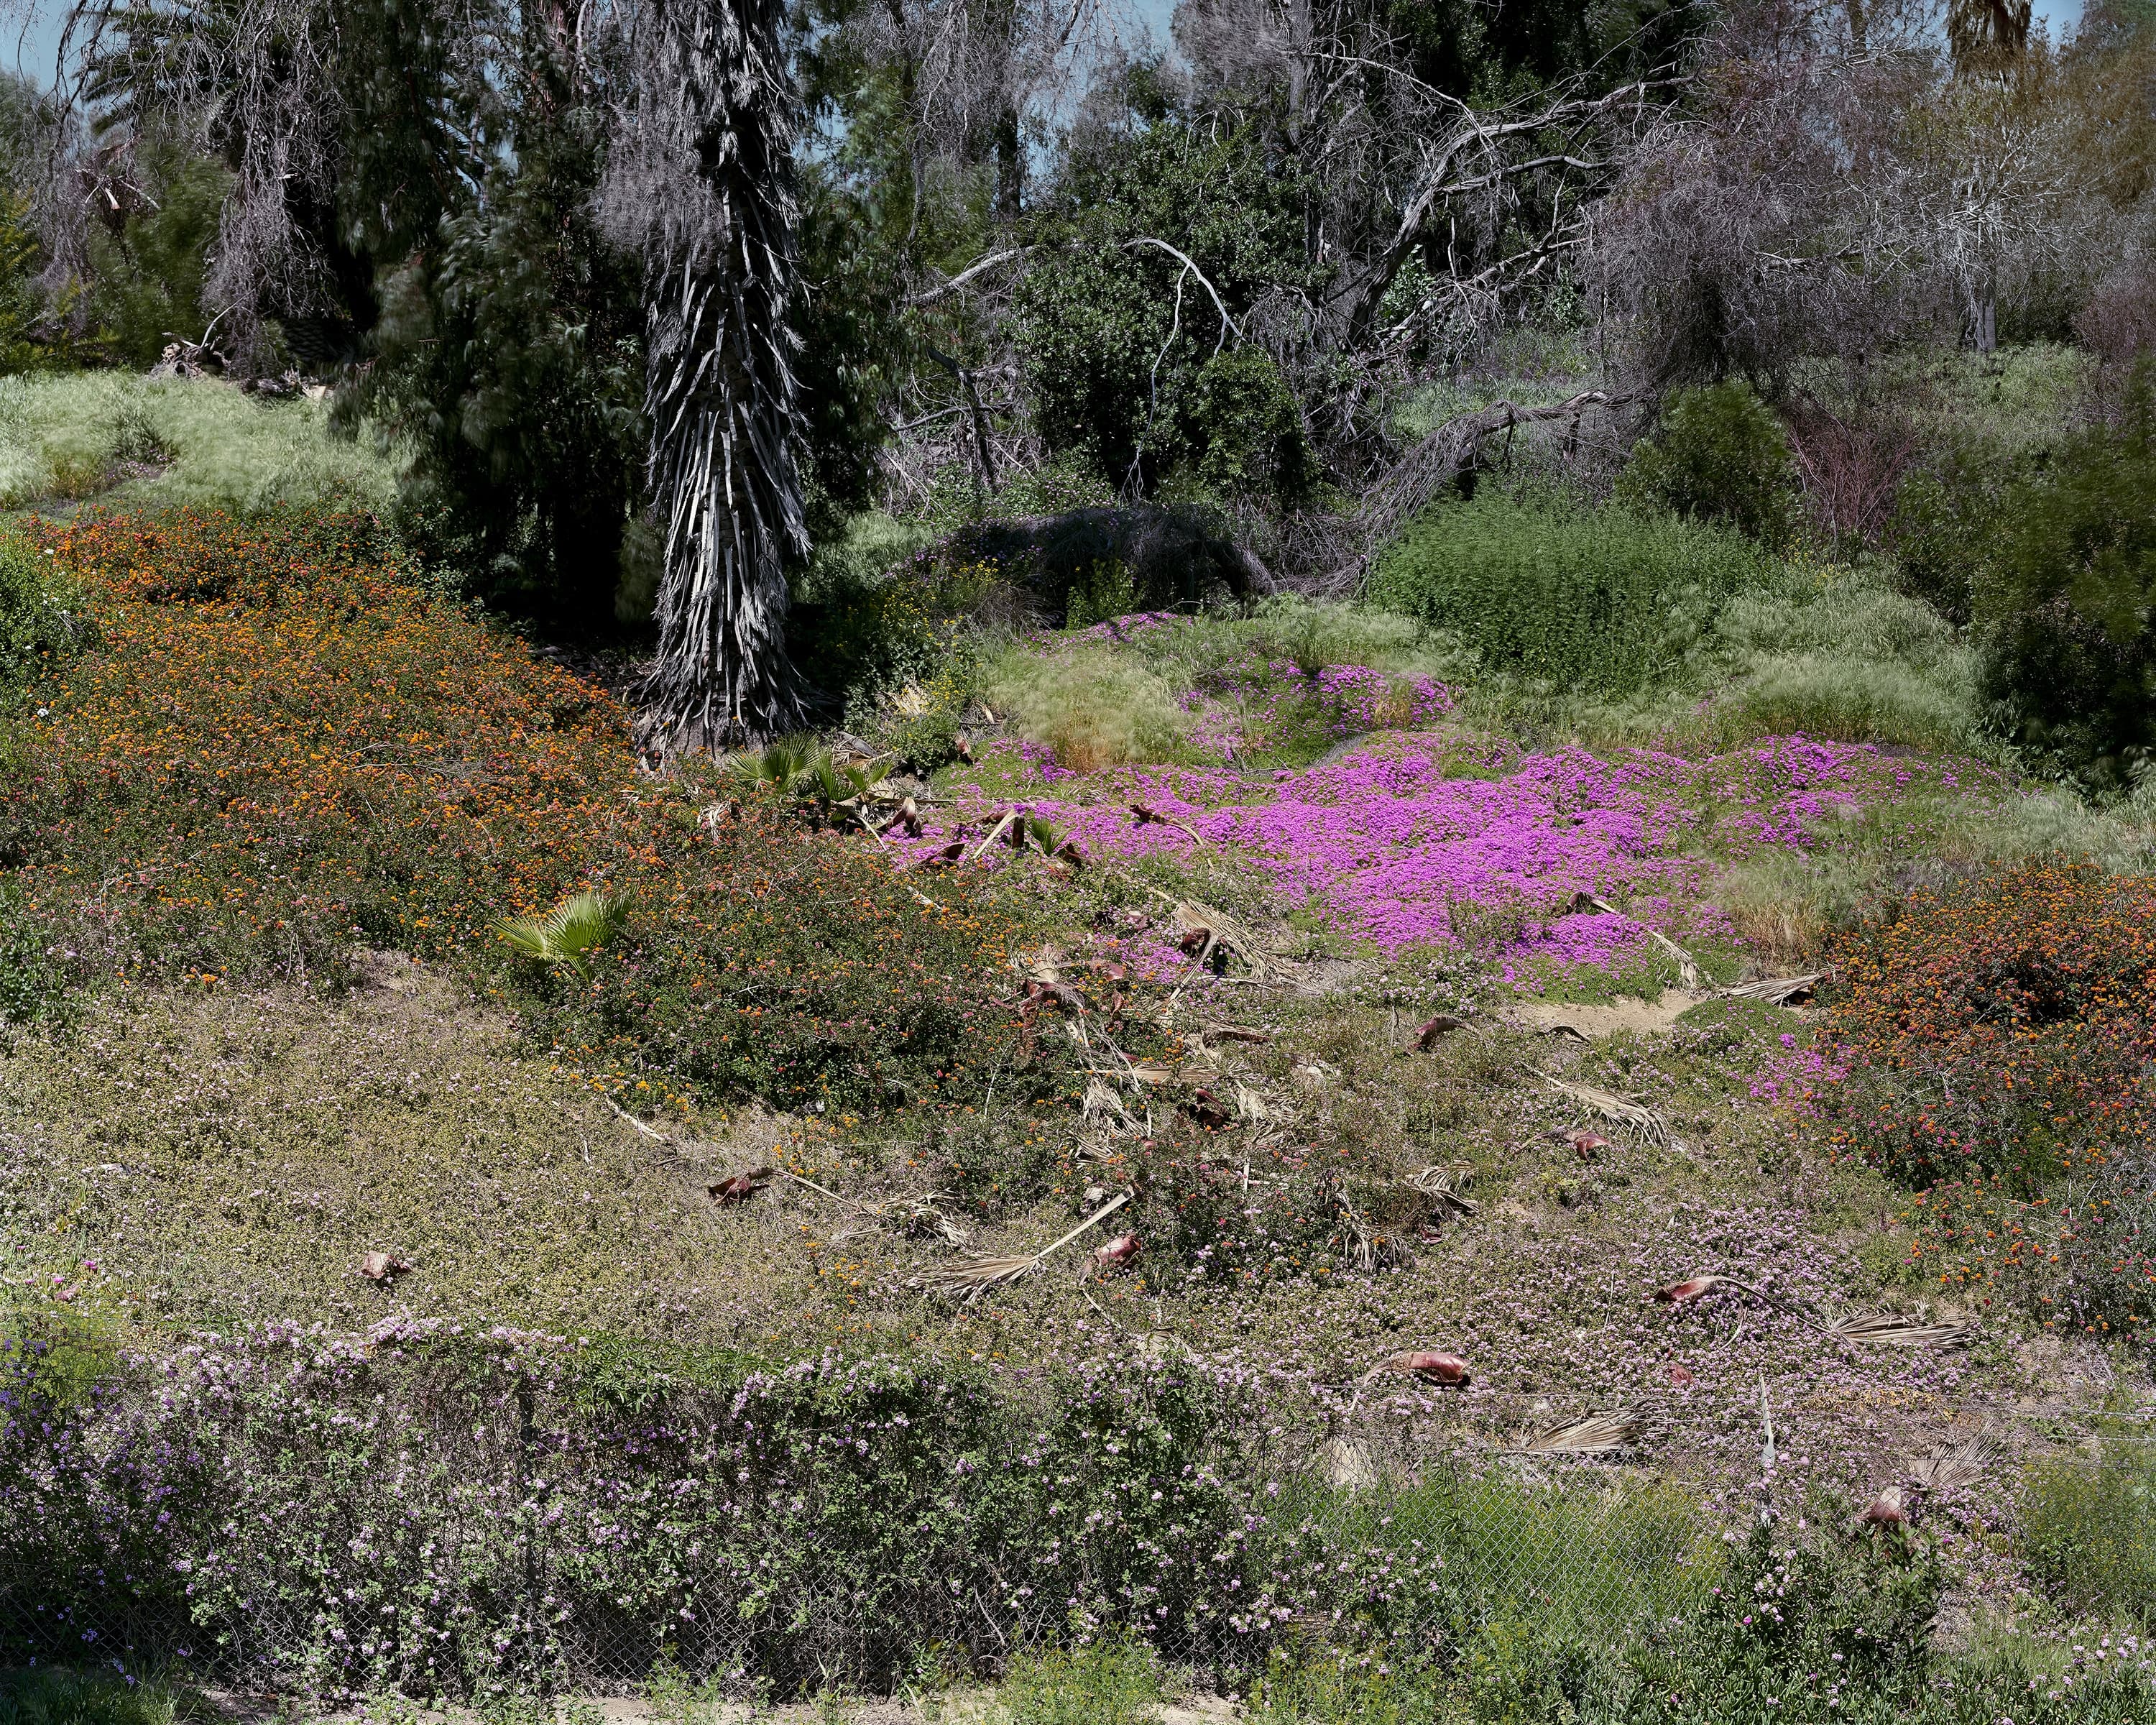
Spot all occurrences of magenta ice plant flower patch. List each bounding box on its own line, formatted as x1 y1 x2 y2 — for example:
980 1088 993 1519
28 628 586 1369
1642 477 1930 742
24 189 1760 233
931 645 1982 975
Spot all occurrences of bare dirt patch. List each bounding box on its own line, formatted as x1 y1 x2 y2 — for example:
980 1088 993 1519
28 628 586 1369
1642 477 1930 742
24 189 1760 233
1507 988 1699 1039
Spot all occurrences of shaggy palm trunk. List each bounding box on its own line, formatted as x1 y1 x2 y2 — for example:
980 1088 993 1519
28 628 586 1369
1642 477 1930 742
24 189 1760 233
635 0 808 755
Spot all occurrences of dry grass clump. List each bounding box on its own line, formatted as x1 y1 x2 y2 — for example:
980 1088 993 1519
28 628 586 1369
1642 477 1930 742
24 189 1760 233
982 640 1195 770
1685 654 1975 753
0 974 824 1340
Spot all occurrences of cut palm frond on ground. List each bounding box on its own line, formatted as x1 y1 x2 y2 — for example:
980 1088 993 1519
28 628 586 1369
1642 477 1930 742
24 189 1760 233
1171 897 1285 985
1081 1077 1144 1136
1334 1187 1414 1272
1534 1072 1670 1144
1501 1411 1643 1455
1409 1165 1478 1215
1825 1310 1973 1348
912 1254 1042 1296
775 1170 975 1248
1088 1059 1176 1086
1321 1435 1379 1490
910 1190 1133 1299
1572 893 1701 988
1130 803 1207 847
1909 1432 2000 1492
969 809 1021 862
1723 974 1823 1005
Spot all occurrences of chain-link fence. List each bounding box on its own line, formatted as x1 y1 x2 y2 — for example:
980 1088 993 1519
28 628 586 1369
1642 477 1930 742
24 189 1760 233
0 1458 1709 1694
0 1328 1729 1697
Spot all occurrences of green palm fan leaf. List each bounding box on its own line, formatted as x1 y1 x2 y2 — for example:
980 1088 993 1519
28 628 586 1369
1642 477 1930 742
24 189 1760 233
495 890 628 979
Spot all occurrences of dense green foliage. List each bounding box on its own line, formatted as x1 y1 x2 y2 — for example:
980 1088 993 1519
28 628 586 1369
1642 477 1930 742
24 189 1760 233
1000 1639 1166 1725
83 150 231 367
0 192 45 376
0 1664 201 1725
1616 380 1800 548
0 528 83 693
0 75 60 376
14 1319 2143 1720
2025 1436 2156 1629
1978 386 2156 792
1619 1521 1938 1721
1887 454 2004 626
1014 114 1314 494
0 1330 1261 1693
1176 346 1313 507
360 82 642 620
1369 490 1772 692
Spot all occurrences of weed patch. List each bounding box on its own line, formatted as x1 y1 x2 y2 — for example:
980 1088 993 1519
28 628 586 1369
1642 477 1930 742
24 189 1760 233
999 1638 1163 1725
2025 1435 2156 1630
0 1666 206 1725
1369 492 1773 695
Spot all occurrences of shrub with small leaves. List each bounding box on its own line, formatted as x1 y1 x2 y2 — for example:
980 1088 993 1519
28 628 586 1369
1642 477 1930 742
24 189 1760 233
1976 382 2156 794
1617 1520 1938 1723
1617 381 1800 549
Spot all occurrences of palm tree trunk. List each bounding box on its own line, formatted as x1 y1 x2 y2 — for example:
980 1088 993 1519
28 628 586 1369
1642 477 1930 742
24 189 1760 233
633 0 808 755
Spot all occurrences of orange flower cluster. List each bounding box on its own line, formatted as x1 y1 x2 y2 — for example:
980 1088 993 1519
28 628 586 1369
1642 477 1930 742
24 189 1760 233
1820 862 2156 1184
1894 1170 2156 1333
11 507 637 975
1817 862 2156 1329
4 506 1029 1112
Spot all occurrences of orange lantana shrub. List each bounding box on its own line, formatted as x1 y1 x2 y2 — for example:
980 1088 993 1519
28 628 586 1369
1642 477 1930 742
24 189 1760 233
1818 862 2156 1329
1 506 1030 1113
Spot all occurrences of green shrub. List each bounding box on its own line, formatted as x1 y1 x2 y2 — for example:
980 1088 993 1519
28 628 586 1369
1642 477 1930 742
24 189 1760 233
1000 1638 1164 1725
1012 118 1311 492
1176 346 1312 507
1691 655 1973 752
1617 1520 1939 1722
0 883 85 1027
1616 381 1800 548
791 551 1001 717
0 1330 1260 1695
2024 1437 2156 1629
1368 492 1773 694
1273 1464 1709 1649
0 190 49 377
1244 1657 1443 1724
84 151 232 367
1887 456 2005 626
0 528 87 696
1977 382 2156 793
1065 557 1137 628
0 1308 121 1413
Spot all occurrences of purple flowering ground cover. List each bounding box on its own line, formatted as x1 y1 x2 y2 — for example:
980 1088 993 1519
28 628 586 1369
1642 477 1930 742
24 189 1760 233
911 694 1989 983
